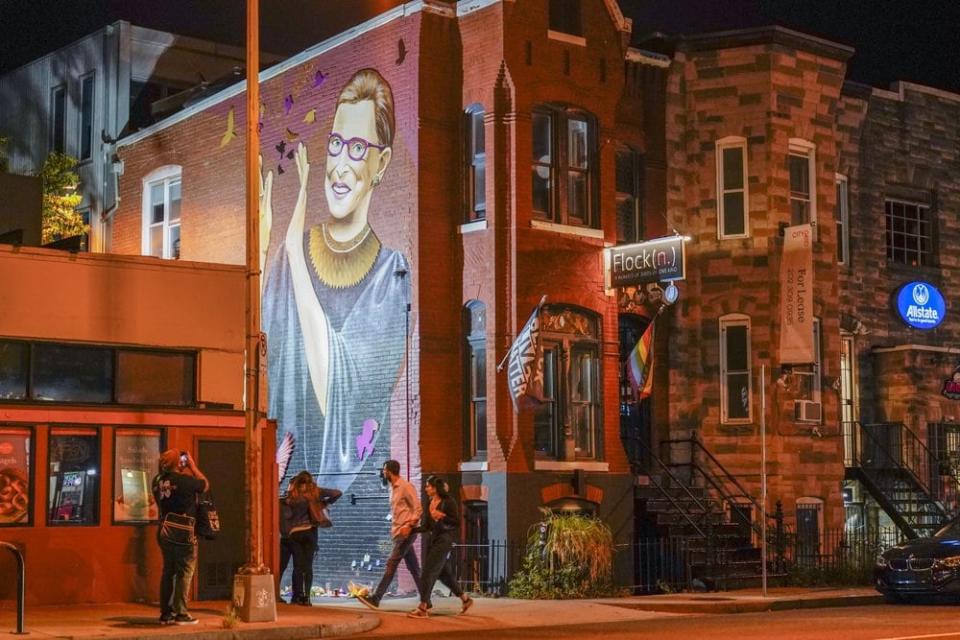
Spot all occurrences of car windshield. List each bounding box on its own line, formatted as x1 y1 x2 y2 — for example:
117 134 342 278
934 519 960 538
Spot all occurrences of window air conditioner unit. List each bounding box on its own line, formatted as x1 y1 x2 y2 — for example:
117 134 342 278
794 400 822 423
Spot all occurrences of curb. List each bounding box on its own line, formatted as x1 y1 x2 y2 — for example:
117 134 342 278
50 613 380 640
611 594 884 614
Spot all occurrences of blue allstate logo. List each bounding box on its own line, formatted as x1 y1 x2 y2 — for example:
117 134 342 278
912 284 930 306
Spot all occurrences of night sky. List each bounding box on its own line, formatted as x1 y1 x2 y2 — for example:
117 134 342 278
0 0 958 93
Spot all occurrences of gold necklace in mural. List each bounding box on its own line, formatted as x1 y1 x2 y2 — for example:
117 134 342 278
308 223 381 289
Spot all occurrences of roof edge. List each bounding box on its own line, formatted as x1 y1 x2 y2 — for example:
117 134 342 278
679 25 854 62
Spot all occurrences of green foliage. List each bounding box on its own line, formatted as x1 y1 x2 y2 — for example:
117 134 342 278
40 152 85 245
508 508 617 599
221 604 239 629
783 562 873 587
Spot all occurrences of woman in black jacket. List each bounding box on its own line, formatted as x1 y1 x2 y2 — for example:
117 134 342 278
282 471 341 605
408 476 473 618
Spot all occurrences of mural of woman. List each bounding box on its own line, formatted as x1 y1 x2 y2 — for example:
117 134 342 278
261 68 410 493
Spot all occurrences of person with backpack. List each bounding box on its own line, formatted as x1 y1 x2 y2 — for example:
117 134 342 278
282 471 342 605
152 449 208 625
407 476 472 619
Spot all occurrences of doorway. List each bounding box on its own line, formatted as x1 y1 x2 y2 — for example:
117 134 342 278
619 314 653 473
196 439 245 600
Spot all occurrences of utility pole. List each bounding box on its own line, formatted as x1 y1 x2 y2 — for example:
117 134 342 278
234 0 276 622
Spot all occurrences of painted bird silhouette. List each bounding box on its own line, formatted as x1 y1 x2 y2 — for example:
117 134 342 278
313 69 327 88
396 39 407 65
220 106 236 147
356 419 378 461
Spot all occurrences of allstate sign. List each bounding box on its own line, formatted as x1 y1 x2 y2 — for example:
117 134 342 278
896 281 946 330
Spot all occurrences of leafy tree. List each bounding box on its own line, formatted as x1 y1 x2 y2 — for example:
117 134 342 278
40 152 85 244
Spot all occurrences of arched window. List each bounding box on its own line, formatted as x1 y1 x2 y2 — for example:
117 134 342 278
534 305 601 460
719 313 752 424
141 165 182 259
531 105 598 228
464 105 486 221
464 301 487 460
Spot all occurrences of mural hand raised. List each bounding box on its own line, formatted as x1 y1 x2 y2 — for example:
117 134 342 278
286 142 310 253
258 154 273 284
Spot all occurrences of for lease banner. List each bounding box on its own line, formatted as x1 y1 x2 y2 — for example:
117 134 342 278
780 223 815 365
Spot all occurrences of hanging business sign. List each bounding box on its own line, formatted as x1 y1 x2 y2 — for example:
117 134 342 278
779 223 814 365
896 281 945 330
604 235 687 288
943 364 960 401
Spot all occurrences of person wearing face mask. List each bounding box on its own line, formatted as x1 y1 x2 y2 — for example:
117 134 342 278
260 67 409 502
356 460 421 610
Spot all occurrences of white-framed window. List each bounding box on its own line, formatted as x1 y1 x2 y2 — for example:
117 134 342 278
794 318 822 409
835 174 849 264
78 73 95 162
141 166 182 259
719 314 752 424
885 198 934 267
716 136 749 239
788 139 817 230
50 84 66 154
464 300 487 460
465 105 486 221
839 331 857 425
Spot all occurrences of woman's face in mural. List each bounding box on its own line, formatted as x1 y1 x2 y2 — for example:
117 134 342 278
324 99 392 224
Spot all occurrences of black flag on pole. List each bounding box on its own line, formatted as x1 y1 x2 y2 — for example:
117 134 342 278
498 296 547 411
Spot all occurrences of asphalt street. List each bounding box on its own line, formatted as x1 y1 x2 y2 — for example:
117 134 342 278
374 604 960 640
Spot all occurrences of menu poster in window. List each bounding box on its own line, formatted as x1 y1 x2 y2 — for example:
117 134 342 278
0 428 30 525
114 430 161 522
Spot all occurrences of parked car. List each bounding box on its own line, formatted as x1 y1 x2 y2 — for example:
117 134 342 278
876 520 960 602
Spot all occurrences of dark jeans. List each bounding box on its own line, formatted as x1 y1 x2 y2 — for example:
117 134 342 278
419 533 463 606
159 539 197 617
372 533 421 601
289 528 318 601
279 536 294 596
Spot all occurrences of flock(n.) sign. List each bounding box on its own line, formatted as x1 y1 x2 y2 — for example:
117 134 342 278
604 236 687 288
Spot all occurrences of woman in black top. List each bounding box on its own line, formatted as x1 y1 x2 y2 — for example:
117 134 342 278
282 471 342 605
408 476 473 618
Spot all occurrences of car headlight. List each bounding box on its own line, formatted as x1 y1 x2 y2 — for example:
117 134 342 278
876 555 888 568
933 556 960 570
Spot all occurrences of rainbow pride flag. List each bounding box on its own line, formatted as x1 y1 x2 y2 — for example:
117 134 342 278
626 321 655 399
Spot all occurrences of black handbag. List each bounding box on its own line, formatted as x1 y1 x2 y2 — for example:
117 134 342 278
196 492 221 540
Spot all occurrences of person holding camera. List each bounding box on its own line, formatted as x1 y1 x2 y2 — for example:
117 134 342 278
281 471 342 605
152 449 209 625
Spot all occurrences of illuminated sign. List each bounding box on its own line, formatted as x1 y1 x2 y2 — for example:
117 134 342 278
895 281 945 330
605 236 687 288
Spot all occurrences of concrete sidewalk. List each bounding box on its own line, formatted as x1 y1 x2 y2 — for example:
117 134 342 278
597 587 883 614
0 601 379 640
0 588 883 640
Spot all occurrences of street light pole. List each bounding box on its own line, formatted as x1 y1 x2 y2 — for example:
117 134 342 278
234 0 276 622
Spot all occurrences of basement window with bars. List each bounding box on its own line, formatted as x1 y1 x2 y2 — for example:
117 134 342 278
719 314 752 424
885 198 934 267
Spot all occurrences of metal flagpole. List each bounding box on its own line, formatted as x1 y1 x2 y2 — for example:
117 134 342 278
760 364 768 598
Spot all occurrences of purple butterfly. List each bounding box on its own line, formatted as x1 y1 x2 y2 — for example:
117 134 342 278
313 69 327 88
284 94 294 115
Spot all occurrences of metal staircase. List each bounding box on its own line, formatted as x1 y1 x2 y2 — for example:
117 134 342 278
843 421 959 539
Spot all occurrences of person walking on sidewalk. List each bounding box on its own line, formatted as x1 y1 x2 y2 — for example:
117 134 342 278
152 449 209 626
283 471 342 605
357 460 422 609
408 476 473 618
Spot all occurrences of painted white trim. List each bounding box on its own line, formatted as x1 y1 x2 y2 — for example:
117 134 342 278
873 344 960 355
531 218 603 239
118 1 426 149
141 165 182 258
458 461 489 472
788 138 817 238
835 173 849 265
547 30 587 47
459 219 488 234
625 47 671 68
456 0 500 17
719 313 753 425
716 136 749 240
534 461 609 472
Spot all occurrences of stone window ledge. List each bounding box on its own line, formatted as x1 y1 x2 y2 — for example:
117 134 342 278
534 460 609 472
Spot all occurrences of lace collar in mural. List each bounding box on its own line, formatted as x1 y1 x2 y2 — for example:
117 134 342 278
308 223 381 289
